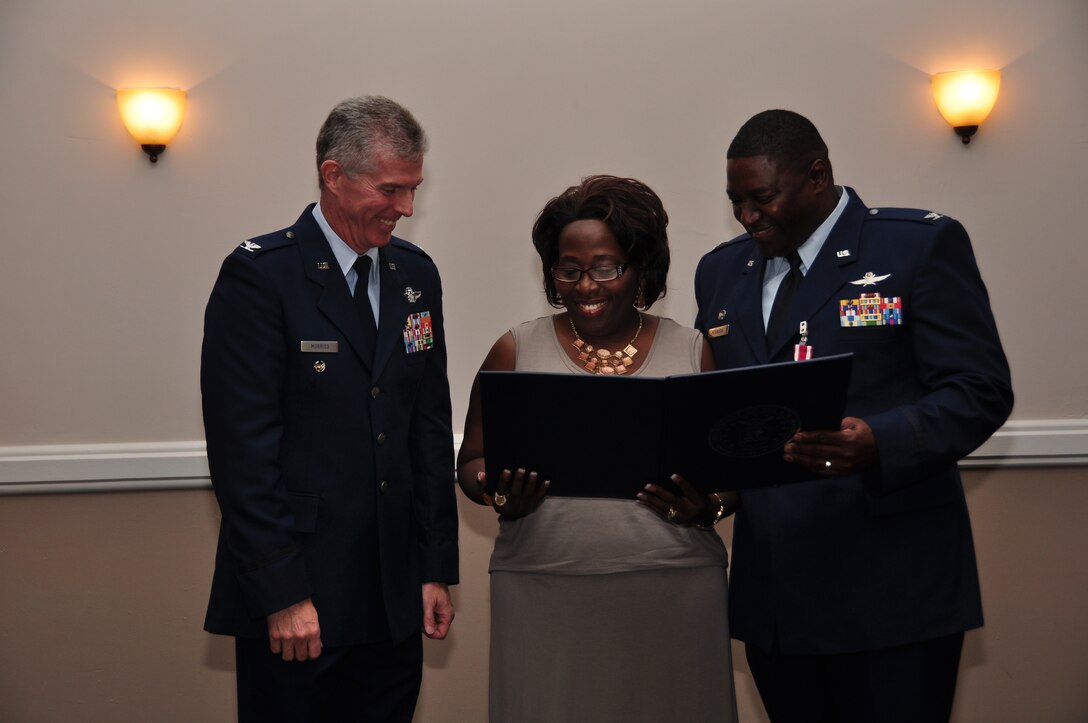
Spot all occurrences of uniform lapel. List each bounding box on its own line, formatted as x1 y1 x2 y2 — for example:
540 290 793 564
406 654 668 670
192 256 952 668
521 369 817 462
736 251 771 364
296 212 375 371
767 191 865 358
373 245 410 380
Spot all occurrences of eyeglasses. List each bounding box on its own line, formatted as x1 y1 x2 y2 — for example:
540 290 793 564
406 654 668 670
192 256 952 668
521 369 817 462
551 263 628 283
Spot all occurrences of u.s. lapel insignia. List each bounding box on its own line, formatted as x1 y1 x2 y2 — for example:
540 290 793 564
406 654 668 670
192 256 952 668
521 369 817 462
924 212 944 221
746 259 755 267
404 287 422 303
388 262 397 271
836 249 851 258
240 240 261 252
316 261 330 270
849 271 891 287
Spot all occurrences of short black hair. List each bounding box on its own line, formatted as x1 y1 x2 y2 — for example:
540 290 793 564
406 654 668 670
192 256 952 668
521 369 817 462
531 175 670 308
727 109 831 176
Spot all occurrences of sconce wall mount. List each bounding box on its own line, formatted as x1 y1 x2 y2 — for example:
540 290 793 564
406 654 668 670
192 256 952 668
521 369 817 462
117 88 187 163
931 70 1001 145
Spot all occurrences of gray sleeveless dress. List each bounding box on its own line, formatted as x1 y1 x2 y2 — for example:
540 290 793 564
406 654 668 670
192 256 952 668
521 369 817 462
488 315 737 723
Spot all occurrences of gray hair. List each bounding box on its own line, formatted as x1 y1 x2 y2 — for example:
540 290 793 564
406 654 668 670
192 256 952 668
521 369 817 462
315 96 428 188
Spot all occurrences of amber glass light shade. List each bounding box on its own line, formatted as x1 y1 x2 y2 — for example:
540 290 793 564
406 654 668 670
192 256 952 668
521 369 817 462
116 88 187 162
931 70 1001 144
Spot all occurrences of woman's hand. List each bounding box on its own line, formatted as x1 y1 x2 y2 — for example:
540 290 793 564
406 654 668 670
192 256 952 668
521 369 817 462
478 468 549 520
637 474 709 525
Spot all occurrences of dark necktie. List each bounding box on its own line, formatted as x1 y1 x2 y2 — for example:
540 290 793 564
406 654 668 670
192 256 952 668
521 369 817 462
766 250 803 350
352 255 378 358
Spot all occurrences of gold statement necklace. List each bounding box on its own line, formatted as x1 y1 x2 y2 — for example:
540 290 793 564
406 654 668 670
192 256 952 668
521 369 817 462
569 313 644 375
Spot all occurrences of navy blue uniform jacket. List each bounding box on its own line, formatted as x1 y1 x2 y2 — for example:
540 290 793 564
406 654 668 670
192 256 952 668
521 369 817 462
694 189 1012 656
201 205 458 646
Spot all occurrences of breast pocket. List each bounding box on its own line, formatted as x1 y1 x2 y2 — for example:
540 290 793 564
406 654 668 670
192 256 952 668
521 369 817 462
708 332 750 369
403 347 428 367
292 331 351 394
839 325 906 346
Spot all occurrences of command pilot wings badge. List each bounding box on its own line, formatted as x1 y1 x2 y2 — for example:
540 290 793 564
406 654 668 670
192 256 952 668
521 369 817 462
240 240 261 252
850 271 891 287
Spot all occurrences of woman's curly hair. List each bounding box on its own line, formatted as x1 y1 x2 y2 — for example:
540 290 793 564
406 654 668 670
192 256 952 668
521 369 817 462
531 175 670 308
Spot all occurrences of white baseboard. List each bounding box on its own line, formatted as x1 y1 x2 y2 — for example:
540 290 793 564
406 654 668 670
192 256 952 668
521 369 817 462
1 422 1084 495
958 419 1088 467
0 441 212 495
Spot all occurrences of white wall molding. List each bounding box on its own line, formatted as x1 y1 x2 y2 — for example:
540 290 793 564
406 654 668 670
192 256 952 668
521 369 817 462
0 441 213 495
957 419 1088 468
1 422 1084 496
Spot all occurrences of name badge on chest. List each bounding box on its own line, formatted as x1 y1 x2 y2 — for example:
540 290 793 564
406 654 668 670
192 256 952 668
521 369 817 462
300 341 339 353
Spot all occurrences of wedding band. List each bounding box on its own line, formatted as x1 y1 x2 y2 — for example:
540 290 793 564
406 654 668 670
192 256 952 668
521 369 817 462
493 493 508 507
825 460 832 470
666 506 678 522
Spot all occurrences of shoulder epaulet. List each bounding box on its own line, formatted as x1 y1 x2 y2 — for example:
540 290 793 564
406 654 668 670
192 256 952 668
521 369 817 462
230 228 298 258
864 207 955 225
706 233 752 255
390 235 432 260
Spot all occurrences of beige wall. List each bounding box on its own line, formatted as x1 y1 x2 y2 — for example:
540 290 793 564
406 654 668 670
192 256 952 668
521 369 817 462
2 468 1087 721
1 0 1087 443
1 0 1087 720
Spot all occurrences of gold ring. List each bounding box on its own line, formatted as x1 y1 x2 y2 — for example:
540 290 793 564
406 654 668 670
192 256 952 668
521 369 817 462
666 506 678 522
493 492 508 507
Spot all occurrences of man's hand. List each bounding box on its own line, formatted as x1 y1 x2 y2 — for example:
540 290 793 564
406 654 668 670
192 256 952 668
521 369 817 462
267 598 322 662
422 583 454 640
784 416 878 477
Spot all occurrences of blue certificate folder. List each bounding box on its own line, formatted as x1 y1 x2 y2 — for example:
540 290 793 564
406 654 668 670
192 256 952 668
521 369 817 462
479 353 852 499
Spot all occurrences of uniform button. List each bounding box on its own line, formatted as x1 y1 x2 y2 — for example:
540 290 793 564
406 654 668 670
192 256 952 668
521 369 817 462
377 432 387 445
868 208 880 215
286 231 296 238
379 480 389 494
370 386 381 399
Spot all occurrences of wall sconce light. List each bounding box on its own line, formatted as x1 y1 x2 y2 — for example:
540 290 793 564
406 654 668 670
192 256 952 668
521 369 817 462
116 88 187 163
931 70 1001 145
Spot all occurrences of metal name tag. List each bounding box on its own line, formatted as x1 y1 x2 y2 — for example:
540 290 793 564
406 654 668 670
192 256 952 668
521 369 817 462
300 341 339 353
708 324 730 338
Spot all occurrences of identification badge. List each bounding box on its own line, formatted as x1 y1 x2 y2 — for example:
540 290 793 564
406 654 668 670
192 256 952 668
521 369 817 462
794 321 813 361
708 324 730 338
300 341 339 353
839 293 903 327
403 311 435 353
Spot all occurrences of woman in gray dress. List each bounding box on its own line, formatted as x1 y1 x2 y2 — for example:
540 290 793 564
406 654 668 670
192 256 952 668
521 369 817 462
457 175 738 722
